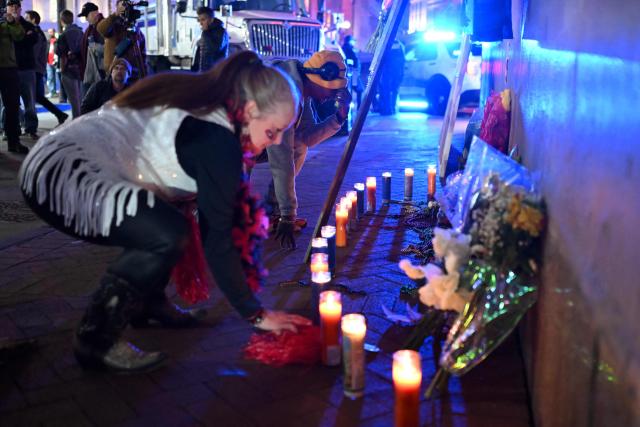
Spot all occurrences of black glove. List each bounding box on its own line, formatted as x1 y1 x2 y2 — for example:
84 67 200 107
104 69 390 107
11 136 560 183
274 215 296 249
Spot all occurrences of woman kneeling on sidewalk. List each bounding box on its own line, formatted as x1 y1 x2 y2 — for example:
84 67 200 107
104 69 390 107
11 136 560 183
19 51 310 374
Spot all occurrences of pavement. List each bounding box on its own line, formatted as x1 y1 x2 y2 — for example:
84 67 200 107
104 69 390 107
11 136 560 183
0 104 531 426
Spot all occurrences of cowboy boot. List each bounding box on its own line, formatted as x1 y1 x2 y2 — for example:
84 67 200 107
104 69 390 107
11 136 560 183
74 274 167 373
130 290 207 328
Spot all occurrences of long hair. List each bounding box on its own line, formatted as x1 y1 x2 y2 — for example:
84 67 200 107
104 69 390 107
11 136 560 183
112 51 299 117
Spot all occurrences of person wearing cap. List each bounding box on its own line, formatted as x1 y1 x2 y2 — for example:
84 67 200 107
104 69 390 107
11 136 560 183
80 57 132 115
264 50 351 249
0 1 28 153
78 2 105 93
6 0 39 140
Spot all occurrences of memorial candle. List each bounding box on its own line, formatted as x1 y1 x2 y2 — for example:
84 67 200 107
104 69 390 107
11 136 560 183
320 226 336 275
393 350 422 427
347 190 359 230
427 164 437 199
382 172 392 204
354 183 365 217
342 313 366 399
310 251 330 325
404 168 414 201
319 291 342 366
335 203 348 247
366 177 376 213
340 197 352 232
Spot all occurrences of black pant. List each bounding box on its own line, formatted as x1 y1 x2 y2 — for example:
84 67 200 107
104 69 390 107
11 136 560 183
35 72 67 122
23 187 189 296
0 67 21 145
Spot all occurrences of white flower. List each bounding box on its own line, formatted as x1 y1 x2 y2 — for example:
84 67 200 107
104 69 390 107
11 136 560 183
431 228 471 272
417 271 469 313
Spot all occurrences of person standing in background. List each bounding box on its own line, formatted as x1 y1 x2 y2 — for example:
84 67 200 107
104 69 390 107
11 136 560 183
191 6 228 73
46 28 58 97
7 0 38 139
57 9 84 118
25 10 69 126
0 4 29 153
78 2 105 93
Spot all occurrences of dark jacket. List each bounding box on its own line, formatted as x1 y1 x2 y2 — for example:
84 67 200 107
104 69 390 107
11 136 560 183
32 25 48 75
81 13 104 77
14 16 37 70
192 20 228 72
0 20 24 68
80 78 129 115
57 23 84 79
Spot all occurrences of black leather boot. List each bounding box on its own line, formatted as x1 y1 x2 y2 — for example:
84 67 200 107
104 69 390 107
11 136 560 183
130 291 207 328
74 274 167 373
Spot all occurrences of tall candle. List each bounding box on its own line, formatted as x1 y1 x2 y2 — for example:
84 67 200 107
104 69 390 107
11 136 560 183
354 183 365 217
347 190 358 230
366 177 376 213
310 252 330 325
404 168 414 201
382 172 392 204
340 196 353 233
320 226 336 275
319 291 342 366
427 164 437 199
393 350 422 427
342 313 366 399
335 203 348 247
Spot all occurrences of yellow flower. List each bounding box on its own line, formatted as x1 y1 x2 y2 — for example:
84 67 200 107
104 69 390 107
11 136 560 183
500 89 511 112
506 195 543 236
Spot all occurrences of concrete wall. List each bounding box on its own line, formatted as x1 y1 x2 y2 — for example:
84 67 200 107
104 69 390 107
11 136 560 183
482 1 640 426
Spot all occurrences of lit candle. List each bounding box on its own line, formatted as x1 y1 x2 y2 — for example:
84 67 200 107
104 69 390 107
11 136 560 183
404 168 414 201
347 190 358 230
354 183 365 217
319 291 342 366
393 350 422 427
310 251 330 325
366 177 376 213
427 164 437 199
342 313 366 399
382 172 392 204
340 196 352 232
320 225 336 275
335 203 348 247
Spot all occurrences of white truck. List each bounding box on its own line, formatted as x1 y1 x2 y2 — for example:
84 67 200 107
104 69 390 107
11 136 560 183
137 0 324 70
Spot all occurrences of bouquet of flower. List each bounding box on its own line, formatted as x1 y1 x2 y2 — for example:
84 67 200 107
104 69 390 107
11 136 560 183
398 137 545 396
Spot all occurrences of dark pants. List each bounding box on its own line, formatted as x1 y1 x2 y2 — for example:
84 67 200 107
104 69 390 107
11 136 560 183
23 185 189 348
0 68 21 146
35 73 67 123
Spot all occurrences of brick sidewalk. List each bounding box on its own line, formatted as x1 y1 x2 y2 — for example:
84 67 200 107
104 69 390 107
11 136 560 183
0 113 531 426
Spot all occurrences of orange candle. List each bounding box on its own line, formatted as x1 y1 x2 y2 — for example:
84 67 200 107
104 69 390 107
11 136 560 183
427 164 437 199
393 350 422 427
335 203 348 247
319 291 342 366
310 252 329 274
347 190 358 225
366 176 376 213
340 196 352 232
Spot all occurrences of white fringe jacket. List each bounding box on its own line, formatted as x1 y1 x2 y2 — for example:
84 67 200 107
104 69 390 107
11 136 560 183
19 104 233 237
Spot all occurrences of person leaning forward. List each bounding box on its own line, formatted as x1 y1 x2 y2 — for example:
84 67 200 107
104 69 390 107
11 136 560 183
19 51 310 374
263 49 351 249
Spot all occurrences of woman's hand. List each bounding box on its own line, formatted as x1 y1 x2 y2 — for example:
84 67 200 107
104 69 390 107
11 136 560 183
255 310 312 334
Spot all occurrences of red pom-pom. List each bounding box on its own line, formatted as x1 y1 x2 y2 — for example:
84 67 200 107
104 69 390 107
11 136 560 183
243 326 322 366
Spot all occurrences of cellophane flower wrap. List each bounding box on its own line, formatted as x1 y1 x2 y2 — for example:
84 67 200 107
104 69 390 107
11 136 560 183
399 138 545 385
479 89 511 154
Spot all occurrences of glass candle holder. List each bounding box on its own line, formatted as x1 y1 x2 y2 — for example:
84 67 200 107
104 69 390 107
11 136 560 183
427 164 437 199
366 177 376 213
393 350 422 427
319 291 342 366
354 183 365 217
346 190 358 229
320 226 336 275
342 313 366 399
404 168 414 201
382 172 392 204
335 203 348 247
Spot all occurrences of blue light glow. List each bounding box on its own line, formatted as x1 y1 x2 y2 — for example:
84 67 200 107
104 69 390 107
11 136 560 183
422 30 457 43
398 99 429 110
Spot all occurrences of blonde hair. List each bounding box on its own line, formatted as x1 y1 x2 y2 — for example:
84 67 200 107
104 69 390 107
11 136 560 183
113 51 299 118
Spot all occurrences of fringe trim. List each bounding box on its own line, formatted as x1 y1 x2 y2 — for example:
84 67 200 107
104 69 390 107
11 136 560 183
19 137 153 238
